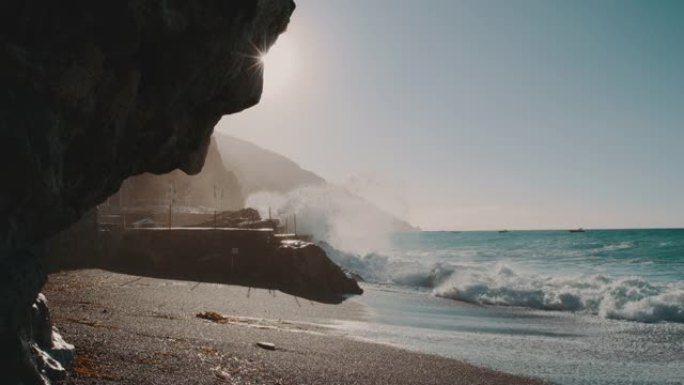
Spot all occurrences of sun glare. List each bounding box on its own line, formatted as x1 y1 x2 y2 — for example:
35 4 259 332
259 34 296 98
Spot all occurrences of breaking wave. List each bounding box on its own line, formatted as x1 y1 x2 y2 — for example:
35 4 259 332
321 243 684 324
319 242 456 289
434 264 684 323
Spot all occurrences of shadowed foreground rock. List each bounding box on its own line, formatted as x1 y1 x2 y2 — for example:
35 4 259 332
48 208 362 303
0 1 295 384
273 242 363 299
109 229 363 303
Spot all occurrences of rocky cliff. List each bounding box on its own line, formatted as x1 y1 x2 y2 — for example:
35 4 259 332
115 136 245 211
0 1 295 384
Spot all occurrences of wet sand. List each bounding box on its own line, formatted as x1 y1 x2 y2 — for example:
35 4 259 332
46 269 545 385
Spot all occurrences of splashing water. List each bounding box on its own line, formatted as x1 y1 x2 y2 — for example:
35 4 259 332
325 229 684 324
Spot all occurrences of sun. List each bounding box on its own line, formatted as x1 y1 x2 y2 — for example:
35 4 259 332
259 33 296 98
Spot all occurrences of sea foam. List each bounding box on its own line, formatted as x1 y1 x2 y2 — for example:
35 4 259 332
322 243 684 324
434 264 684 323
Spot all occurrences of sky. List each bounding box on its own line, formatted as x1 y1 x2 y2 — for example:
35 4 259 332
217 0 684 231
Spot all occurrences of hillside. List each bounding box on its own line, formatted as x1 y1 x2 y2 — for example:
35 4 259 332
214 133 324 196
214 133 418 243
116 133 417 242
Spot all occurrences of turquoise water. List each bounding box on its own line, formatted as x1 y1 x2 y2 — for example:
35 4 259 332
324 229 684 385
326 229 684 323
391 229 684 283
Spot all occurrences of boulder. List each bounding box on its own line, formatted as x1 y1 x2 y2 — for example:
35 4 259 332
271 242 364 299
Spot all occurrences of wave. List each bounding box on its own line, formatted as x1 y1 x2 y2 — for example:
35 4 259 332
320 243 684 324
319 242 455 288
599 241 639 252
571 241 638 253
434 264 684 324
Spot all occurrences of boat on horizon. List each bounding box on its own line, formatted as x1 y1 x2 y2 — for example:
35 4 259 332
569 228 585 233
498 230 509 233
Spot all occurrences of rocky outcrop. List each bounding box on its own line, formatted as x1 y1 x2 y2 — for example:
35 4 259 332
0 0 294 245
52 225 362 304
272 242 363 299
0 1 295 384
30 294 75 382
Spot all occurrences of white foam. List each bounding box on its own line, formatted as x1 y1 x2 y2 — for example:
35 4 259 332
433 263 684 323
323 243 684 324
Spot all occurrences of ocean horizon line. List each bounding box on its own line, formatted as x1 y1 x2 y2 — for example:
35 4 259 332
417 227 684 233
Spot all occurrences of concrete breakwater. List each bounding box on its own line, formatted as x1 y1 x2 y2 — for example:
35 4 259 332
49 219 362 304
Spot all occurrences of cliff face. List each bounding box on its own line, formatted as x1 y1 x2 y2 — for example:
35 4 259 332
0 1 295 384
0 0 293 244
118 137 245 211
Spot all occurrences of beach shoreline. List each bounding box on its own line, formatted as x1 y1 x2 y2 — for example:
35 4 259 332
46 269 545 385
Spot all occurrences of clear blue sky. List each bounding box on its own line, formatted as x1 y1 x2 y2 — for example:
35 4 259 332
218 0 684 230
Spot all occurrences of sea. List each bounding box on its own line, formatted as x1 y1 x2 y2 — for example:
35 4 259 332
323 229 684 385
